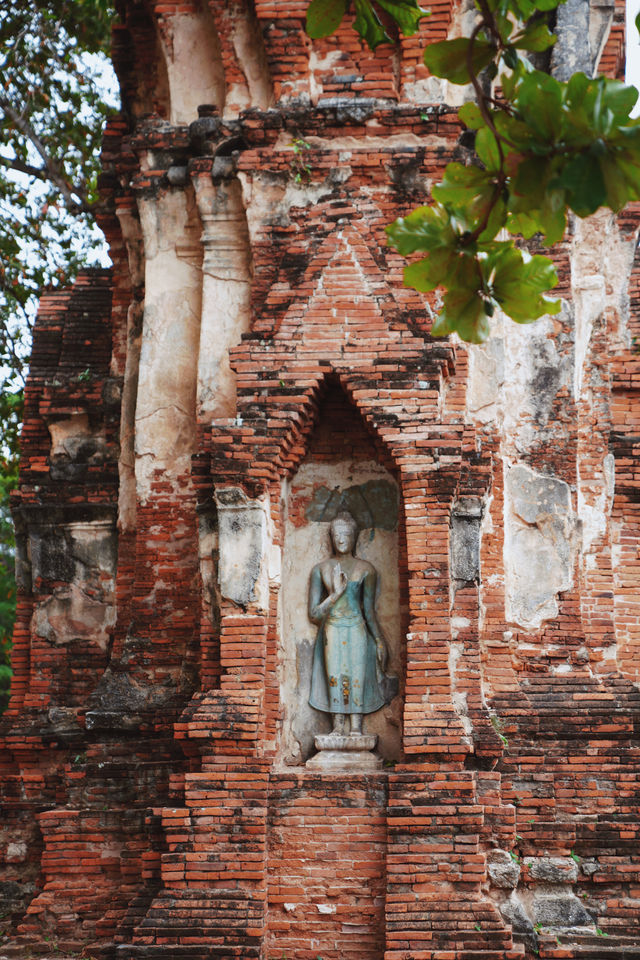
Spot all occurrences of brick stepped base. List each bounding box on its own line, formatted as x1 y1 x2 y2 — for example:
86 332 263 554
128 888 263 946
384 947 524 960
16 807 152 944
538 934 640 958
118 948 259 960
111 892 163 950
514 816 640 879
492 675 640 732
0 942 114 959
386 898 515 949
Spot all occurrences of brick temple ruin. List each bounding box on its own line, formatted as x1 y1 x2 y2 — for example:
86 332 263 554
1 0 639 957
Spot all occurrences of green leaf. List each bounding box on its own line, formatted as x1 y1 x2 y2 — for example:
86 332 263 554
513 69 564 141
353 0 390 48
475 127 501 171
636 9 640 38
508 206 562 243
500 57 527 101
479 195 507 242
512 20 556 52
434 284 491 342
432 162 492 205
375 0 429 36
432 162 504 237
403 248 456 291
386 204 455 255
306 0 349 38
599 154 634 212
565 70 592 115
490 246 560 322
307 0 428 44
507 0 565 15
458 102 484 130
503 0 536 18
509 154 567 243
558 150 606 217
502 46 520 70
600 78 639 122
423 37 495 85
616 151 640 196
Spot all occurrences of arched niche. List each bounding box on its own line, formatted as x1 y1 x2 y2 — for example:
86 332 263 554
279 379 406 765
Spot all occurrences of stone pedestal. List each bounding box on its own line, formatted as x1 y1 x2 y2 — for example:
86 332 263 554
306 732 383 771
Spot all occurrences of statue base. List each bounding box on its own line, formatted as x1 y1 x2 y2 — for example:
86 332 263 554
306 732 383 771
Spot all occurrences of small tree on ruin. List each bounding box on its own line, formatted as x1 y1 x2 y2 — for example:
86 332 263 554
306 0 640 343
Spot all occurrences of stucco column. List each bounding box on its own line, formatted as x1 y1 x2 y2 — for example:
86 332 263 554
135 186 203 496
191 162 252 420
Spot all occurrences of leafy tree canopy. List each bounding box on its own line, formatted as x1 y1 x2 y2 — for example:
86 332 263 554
0 392 21 714
306 0 640 343
1 0 116 394
0 0 117 712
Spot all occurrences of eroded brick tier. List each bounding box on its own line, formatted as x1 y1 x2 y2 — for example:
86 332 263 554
1 1 639 958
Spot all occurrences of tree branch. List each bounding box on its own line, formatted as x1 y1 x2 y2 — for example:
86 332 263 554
0 99 90 213
466 20 505 162
465 15 520 157
0 153 55 184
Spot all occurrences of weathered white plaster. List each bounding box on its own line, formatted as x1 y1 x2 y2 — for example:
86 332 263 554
48 413 93 459
450 497 483 583
33 583 116 650
572 209 638 353
578 454 616 555
225 8 273 114
497 892 535 941
5 842 27 863
502 311 570 454
273 131 448 153
554 662 577 675
192 172 252 419
532 892 592 928
403 75 480 107
569 214 635 661
450 616 471 636
65 521 116 556
403 0 481 105
116 202 145 290
268 542 282 586
135 189 203 500
214 487 271 613
239 170 345 244
308 48 342 103
466 337 505 422
590 0 615 73
280 460 402 764
316 903 336 915
465 305 572 460
159 11 226 124
505 463 580 630
572 273 605 401
449 641 474 739
487 849 521 890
